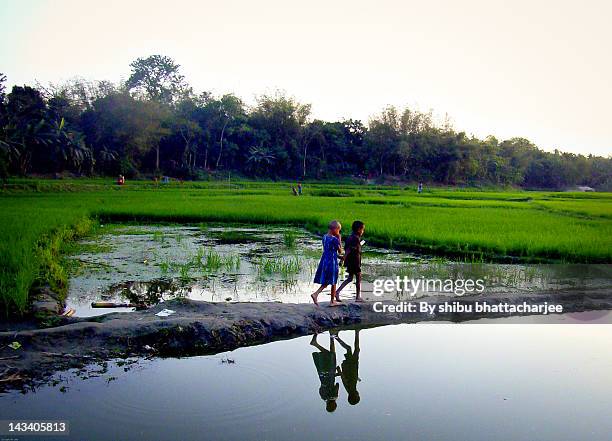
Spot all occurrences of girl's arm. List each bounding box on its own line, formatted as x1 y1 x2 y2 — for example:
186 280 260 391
343 244 351 259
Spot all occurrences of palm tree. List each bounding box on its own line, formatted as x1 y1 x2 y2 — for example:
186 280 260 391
246 146 275 175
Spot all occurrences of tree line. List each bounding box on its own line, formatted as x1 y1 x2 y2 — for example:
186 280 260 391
1 55 610 189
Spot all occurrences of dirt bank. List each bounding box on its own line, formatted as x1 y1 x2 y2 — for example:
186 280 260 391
1 288 611 391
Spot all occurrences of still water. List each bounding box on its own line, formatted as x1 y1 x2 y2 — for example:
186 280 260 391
66 224 612 317
2 322 611 441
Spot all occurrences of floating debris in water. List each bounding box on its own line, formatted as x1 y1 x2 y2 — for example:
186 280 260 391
8 341 22 350
62 308 76 317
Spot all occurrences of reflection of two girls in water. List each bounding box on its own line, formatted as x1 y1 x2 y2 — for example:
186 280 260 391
310 330 361 412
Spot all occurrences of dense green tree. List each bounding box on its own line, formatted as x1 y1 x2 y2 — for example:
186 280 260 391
126 55 189 104
213 94 245 169
169 97 203 173
249 91 311 177
1 86 48 174
81 91 168 175
0 57 609 189
365 106 401 176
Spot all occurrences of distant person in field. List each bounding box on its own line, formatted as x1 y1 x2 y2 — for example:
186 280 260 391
297 182 303 195
310 332 340 412
117 175 125 185
336 220 365 302
311 220 343 306
291 186 298 196
417 182 423 193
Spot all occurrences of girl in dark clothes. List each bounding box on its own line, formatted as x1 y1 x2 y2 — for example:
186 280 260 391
336 220 365 302
335 330 361 405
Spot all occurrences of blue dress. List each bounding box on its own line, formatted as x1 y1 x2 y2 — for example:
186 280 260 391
313 235 340 285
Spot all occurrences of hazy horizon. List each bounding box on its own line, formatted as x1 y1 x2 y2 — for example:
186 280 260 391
1 0 610 157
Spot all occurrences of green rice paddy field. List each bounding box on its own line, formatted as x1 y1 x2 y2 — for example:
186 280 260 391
1 178 612 314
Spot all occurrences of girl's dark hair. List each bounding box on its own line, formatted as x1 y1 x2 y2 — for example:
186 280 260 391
351 220 365 233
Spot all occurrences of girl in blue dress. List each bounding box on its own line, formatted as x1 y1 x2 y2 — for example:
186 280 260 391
311 220 343 307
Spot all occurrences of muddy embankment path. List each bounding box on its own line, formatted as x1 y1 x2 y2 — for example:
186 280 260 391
1 288 611 391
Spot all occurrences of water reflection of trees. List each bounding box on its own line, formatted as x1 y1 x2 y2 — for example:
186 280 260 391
108 279 192 306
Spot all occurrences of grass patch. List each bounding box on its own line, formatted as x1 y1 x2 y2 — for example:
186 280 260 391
158 248 241 278
257 256 301 278
310 189 359 197
283 231 298 248
216 231 263 244
0 212 95 315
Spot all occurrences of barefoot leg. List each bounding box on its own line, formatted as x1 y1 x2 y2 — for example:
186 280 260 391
311 284 327 306
336 274 353 300
355 273 363 302
329 285 342 306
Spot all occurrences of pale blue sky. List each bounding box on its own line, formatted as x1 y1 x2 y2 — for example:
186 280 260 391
1 0 610 156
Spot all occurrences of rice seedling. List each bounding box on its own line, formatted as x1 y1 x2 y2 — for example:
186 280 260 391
192 248 240 273
152 231 165 244
221 255 241 271
178 263 191 281
159 259 171 274
283 230 297 248
257 256 301 278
